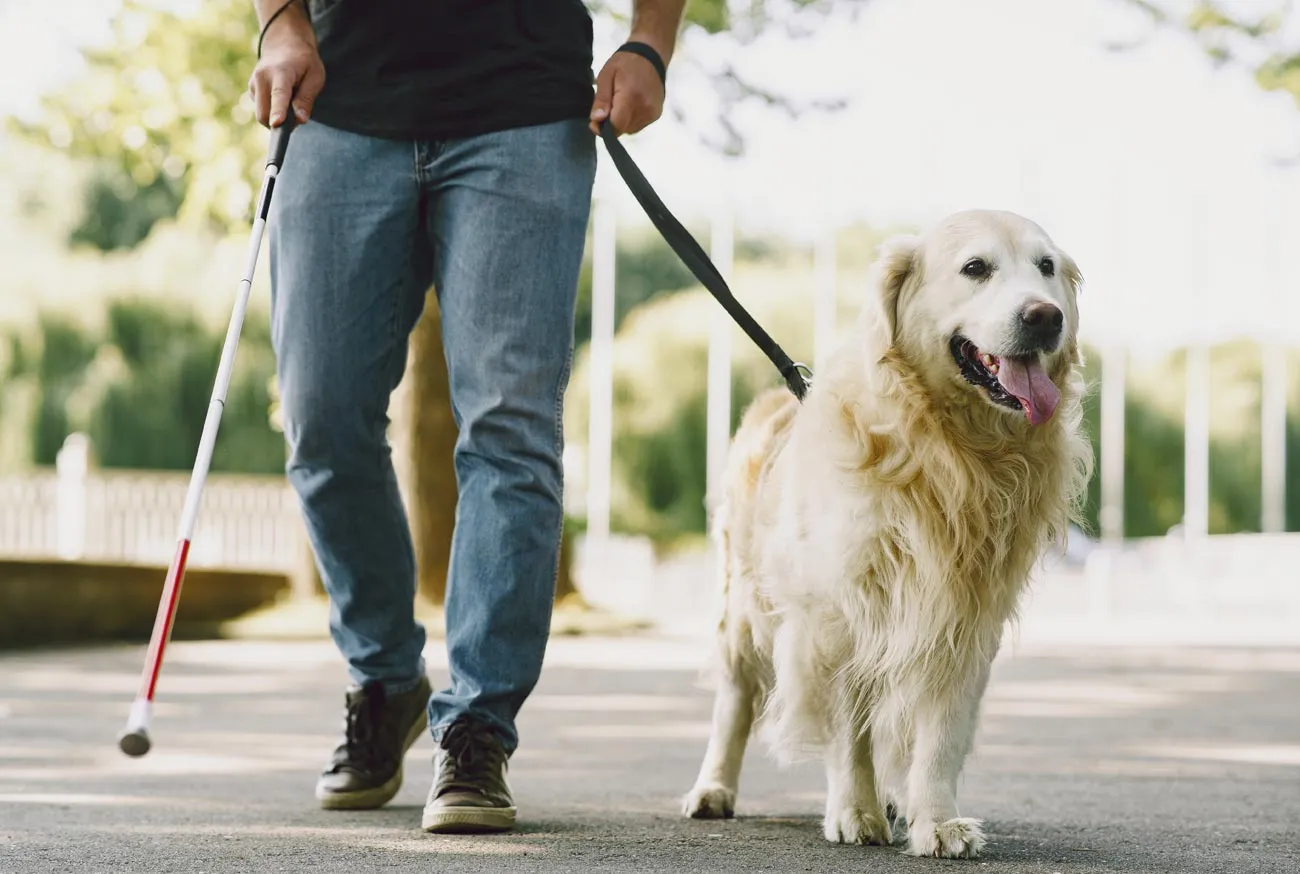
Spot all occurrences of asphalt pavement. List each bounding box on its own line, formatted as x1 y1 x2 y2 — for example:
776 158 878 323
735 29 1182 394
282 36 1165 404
2 633 1298 873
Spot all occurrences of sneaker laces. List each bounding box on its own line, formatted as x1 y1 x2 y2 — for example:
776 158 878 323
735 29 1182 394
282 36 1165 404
337 682 385 768
438 719 502 791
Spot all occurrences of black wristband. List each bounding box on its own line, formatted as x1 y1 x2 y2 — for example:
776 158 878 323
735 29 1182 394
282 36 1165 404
616 41 667 86
258 0 306 59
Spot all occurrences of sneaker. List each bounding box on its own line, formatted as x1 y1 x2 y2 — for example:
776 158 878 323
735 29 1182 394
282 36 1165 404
315 676 432 810
421 717 517 833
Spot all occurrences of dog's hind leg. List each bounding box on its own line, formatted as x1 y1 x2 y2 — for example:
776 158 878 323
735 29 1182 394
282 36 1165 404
682 657 758 819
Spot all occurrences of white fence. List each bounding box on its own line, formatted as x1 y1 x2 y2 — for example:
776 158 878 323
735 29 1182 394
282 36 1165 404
0 434 301 572
4 433 1300 642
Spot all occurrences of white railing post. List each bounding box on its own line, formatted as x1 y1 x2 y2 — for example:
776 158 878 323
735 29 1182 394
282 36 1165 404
1090 344 1126 620
55 433 92 561
705 209 734 524
813 230 837 375
1099 344 1126 544
2 463 302 572
1180 340 1212 618
1184 343 1211 540
1261 342 1288 535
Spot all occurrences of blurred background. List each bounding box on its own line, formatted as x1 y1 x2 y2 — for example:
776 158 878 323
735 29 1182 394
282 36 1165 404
2 0 1300 648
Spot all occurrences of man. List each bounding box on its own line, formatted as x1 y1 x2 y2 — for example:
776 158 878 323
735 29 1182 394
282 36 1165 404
248 0 684 834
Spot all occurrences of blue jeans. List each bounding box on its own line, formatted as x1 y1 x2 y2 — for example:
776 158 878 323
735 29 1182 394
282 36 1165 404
268 118 595 753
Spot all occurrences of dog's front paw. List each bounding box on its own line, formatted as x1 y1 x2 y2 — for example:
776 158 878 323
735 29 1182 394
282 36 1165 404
906 817 986 858
682 783 736 819
823 804 893 845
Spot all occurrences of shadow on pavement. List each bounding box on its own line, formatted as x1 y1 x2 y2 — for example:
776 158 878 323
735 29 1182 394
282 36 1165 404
1 637 1297 872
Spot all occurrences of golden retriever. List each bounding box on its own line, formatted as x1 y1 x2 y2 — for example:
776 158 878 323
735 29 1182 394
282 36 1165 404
681 209 1093 858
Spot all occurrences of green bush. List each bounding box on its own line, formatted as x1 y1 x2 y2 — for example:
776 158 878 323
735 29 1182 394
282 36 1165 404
3 296 283 474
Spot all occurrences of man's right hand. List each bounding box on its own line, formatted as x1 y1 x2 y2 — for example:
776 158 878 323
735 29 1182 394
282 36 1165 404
248 1 325 128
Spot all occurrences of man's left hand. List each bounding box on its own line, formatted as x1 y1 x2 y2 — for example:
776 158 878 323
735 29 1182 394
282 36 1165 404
589 46 666 136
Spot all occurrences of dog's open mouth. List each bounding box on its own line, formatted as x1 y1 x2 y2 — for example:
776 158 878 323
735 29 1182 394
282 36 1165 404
949 335 1061 425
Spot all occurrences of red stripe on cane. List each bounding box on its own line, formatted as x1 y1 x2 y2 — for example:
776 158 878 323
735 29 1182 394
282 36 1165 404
139 538 191 702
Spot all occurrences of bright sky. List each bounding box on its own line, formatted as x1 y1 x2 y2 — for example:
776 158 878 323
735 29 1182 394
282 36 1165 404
3 0 1300 352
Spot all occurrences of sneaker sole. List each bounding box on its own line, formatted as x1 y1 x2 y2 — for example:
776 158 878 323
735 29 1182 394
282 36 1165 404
316 709 429 811
421 805 517 834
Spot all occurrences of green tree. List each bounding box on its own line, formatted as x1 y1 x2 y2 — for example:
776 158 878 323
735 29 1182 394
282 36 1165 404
1117 1 1300 109
69 167 184 252
12 0 267 239
26 313 99 464
4 298 283 473
89 298 283 473
14 0 867 241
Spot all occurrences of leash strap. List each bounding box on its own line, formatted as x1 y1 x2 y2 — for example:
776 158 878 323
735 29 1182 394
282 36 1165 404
597 120 811 402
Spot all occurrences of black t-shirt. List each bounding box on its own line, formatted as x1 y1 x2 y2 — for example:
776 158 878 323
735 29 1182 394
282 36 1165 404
305 0 595 140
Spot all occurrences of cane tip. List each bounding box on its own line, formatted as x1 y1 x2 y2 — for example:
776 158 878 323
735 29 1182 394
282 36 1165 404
117 727 152 757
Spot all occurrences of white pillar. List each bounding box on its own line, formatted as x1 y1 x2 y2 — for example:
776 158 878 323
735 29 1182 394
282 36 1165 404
1088 169 1135 618
813 230 837 375
1260 184 1289 535
1180 188 1213 543
1183 343 1211 539
1099 344 1126 543
55 432 92 561
586 200 616 541
1261 341 1288 534
705 210 734 522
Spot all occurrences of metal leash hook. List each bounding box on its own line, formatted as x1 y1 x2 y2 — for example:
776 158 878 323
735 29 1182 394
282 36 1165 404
788 362 814 398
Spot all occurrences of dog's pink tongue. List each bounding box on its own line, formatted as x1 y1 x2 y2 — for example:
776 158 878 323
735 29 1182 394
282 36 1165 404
997 356 1060 425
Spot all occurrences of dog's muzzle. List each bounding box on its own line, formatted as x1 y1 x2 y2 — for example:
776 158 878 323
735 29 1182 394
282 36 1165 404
1008 301 1064 355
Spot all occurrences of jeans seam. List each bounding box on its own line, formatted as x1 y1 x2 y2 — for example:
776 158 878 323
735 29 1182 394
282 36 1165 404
549 135 594 594
412 139 425 188
549 342 574 594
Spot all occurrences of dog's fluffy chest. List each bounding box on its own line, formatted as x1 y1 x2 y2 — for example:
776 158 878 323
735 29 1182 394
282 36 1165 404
761 432 1057 620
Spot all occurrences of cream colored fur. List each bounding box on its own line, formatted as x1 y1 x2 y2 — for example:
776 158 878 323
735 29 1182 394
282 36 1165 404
681 210 1094 859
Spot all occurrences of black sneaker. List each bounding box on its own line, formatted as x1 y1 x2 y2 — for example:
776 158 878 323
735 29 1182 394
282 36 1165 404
315 676 431 810
421 717 517 833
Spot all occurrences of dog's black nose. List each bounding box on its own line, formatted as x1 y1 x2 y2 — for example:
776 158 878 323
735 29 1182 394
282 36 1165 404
1019 301 1063 348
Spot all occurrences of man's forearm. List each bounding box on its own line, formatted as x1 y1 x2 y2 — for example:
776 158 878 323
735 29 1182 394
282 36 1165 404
254 0 301 24
629 0 687 65
254 0 316 46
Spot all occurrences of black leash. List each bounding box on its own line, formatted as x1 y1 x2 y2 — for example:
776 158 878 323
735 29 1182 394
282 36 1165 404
597 120 812 402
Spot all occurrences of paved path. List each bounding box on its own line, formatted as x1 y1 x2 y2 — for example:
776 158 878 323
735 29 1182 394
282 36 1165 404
2 634 1298 873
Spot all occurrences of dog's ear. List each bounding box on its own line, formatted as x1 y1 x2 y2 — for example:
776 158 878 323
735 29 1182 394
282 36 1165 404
867 234 920 346
1059 249 1083 298
1058 249 1084 364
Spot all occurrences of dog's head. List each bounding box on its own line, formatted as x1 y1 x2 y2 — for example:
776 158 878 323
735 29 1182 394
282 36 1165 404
864 209 1082 426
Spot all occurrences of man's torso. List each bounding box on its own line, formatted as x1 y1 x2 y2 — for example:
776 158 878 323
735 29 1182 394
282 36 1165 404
306 0 595 140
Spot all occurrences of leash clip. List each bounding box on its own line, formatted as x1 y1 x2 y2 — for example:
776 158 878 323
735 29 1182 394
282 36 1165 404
783 362 814 401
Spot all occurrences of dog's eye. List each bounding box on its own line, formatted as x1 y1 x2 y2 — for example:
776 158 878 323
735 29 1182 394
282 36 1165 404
960 258 991 280
1038 256 1055 278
